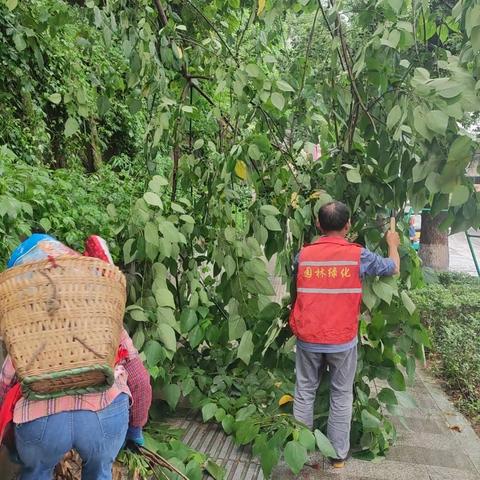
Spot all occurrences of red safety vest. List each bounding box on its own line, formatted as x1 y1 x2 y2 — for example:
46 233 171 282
289 236 363 344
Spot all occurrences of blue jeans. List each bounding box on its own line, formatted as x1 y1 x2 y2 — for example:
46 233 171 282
15 393 129 480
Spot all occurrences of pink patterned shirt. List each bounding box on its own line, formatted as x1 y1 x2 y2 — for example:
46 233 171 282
0 328 151 426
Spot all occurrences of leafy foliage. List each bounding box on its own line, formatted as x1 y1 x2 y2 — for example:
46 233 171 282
2 0 480 476
118 420 225 479
0 146 138 265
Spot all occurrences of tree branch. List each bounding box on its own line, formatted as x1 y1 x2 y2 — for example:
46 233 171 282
335 11 377 133
182 0 238 64
152 0 168 27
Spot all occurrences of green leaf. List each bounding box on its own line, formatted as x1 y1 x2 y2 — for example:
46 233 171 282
180 214 195 224
400 290 416 315
388 369 406 391
128 97 142 114
237 330 254 365
271 92 285 110
123 239 135 263
413 108 433 141
229 315 246 340
246 63 262 78
205 459 225 480
377 387 398 405
264 215 282 231
388 0 403 13
314 430 337 458
64 117 79 137
450 185 470 206
180 308 197 332
132 328 145 350
222 415 235 434
6 0 18 11
48 93 62 105
163 383 181 410
144 221 159 245
130 308 148 322
149 175 169 192
361 409 382 430
298 429 316 451
436 81 463 99
248 144 261 160
471 25 480 51
346 168 362 183
144 340 163 367
259 445 280 478
362 281 377 311
155 288 175 308
236 405 256 421
284 440 307 475
448 136 473 164
188 324 203 348
425 172 441 194
202 403 218 422
97 95 111 116
466 5 480 37
144 192 163 207
372 280 396 304
277 80 295 92
157 307 176 328
235 420 260 445
260 204 281 216
185 461 202 480
426 110 449 135
224 255 236 278
387 105 402 130
39 218 51 231
157 323 177 351
13 33 26 51
171 202 185 214
193 138 204 150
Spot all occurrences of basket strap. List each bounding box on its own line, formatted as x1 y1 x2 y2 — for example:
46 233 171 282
39 270 60 315
73 336 106 359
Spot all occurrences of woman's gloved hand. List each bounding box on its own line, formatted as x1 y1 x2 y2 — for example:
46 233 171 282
125 426 144 447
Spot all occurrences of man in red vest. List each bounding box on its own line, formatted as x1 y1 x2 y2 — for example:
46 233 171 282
290 201 400 468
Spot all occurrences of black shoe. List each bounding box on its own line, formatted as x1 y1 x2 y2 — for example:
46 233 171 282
328 457 346 469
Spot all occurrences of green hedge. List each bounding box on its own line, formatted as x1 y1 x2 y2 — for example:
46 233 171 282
411 272 480 421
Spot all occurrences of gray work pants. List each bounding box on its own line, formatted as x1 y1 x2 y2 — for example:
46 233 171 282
293 345 357 459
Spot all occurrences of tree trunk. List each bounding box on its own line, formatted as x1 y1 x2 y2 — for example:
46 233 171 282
84 117 103 172
419 211 449 271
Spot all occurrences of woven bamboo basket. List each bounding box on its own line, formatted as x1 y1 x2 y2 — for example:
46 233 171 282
0 256 126 400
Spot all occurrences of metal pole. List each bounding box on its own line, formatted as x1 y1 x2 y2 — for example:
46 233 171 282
466 232 480 277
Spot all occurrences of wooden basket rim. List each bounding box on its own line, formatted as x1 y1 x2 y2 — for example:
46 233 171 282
0 255 126 284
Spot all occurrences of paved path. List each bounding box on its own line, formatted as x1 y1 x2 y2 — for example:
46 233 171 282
449 230 480 276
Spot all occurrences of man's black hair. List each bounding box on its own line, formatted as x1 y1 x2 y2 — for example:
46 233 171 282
318 201 350 232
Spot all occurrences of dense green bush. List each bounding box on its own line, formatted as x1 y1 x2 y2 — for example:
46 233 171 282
411 273 480 421
0 145 139 266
